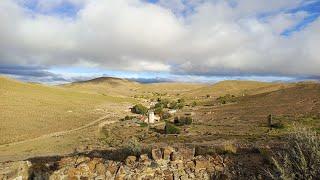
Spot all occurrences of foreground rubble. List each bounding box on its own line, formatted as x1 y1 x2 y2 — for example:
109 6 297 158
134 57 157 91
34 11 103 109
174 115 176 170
0 146 232 180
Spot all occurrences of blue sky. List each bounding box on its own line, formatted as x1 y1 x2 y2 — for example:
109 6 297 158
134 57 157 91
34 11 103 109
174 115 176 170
0 0 319 84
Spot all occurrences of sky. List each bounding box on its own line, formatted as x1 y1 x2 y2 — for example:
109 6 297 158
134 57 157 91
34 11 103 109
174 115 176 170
0 0 319 84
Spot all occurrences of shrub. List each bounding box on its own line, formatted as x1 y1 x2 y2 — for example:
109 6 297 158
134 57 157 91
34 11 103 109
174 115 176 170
131 104 148 115
123 137 142 156
165 123 180 134
174 116 193 126
138 122 148 127
222 141 237 154
191 101 197 107
267 127 320 179
271 122 285 129
121 115 135 121
154 107 163 115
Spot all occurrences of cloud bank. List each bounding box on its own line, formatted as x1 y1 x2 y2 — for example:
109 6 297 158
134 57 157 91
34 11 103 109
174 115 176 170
0 0 319 82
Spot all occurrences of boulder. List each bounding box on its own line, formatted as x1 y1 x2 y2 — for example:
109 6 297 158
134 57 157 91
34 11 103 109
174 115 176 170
195 156 210 171
106 161 119 176
170 151 182 162
162 147 175 160
125 156 136 167
115 165 127 180
0 161 32 180
139 154 151 166
163 170 174 180
151 148 163 161
176 147 195 160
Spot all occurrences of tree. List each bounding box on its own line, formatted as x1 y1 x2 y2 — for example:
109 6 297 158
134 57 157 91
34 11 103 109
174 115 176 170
131 104 148 115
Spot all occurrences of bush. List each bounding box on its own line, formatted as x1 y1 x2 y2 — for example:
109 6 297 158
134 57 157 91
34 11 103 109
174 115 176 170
123 138 142 156
165 123 180 134
138 122 148 127
154 107 163 115
191 101 197 107
267 127 320 179
121 115 135 121
131 104 148 115
174 116 192 126
222 141 237 154
271 122 285 129
155 98 170 108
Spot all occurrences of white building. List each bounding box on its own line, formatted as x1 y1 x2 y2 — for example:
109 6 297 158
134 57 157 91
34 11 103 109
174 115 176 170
146 111 161 124
148 111 155 124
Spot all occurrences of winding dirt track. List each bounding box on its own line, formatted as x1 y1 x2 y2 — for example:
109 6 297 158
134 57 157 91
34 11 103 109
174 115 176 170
0 115 117 148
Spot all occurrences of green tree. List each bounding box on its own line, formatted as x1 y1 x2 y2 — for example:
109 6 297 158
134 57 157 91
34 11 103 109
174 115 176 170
131 104 148 115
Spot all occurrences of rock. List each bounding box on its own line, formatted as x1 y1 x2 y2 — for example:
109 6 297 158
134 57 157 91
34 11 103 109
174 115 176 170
170 151 182 162
176 147 195 160
162 147 175 160
195 156 210 171
185 160 195 170
115 166 127 180
163 170 174 180
125 156 136 167
0 161 32 180
151 148 163 161
140 154 149 161
106 161 119 176
139 154 151 166
95 163 106 176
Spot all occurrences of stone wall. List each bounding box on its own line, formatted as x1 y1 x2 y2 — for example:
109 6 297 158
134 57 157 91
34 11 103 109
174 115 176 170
0 146 231 180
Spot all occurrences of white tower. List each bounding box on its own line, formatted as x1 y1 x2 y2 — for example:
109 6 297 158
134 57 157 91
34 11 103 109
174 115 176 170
148 111 155 124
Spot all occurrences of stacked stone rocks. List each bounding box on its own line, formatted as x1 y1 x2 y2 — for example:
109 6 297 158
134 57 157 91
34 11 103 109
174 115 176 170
0 146 229 180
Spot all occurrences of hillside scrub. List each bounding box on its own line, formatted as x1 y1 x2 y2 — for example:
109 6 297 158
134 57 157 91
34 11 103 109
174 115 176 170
267 127 320 179
217 94 236 104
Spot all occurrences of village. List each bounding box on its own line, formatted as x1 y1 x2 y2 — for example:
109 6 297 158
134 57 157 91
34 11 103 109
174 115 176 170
119 98 195 135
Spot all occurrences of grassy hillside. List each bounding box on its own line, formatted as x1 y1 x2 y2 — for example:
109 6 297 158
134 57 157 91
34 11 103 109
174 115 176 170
183 80 291 98
193 83 320 138
0 76 132 145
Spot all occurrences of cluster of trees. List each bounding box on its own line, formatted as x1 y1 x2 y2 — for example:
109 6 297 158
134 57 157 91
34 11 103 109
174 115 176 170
154 98 185 110
153 98 185 117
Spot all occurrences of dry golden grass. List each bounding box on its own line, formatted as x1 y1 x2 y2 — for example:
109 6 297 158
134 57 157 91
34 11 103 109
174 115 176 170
0 76 133 145
183 80 291 98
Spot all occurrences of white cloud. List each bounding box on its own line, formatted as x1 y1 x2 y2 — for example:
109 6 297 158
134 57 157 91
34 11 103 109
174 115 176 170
0 0 319 78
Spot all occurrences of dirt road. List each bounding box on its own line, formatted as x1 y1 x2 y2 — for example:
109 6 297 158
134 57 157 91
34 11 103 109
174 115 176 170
0 115 117 148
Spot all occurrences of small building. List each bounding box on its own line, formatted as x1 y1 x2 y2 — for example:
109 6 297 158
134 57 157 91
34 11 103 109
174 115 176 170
148 111 155 124
147 111 161 124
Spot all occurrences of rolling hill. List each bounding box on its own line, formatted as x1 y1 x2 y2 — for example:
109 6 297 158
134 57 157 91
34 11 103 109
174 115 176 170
183 80 292 98
0 76 132 145
63 77 206 97
194 82 320 137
